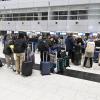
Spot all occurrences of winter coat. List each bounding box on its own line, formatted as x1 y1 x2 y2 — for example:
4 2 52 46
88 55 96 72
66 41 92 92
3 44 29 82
38 39 49 51
14 39 27 53
65 36 75 51
85 41 95 57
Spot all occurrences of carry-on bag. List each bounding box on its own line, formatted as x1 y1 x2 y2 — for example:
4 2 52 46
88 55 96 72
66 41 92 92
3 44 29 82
21 49 33 76
57 58 65 73
74 53 82 65
40 52 51 75
63 55 70 67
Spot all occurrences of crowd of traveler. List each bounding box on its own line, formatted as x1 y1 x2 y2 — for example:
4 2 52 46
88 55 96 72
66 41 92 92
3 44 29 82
1 32 100 75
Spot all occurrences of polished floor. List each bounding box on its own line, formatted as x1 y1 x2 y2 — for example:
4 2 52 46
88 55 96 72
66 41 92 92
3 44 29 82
0 42 100 100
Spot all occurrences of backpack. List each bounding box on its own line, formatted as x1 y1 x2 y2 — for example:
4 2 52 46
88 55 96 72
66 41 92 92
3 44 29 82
38 40 49 51
3 45 13 55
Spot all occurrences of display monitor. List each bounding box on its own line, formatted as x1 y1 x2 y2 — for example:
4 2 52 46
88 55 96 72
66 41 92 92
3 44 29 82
78 32 85 36
61 32 66 35
50 32 55 35
92 33 98 36
36 32 41 34
7 30 12 34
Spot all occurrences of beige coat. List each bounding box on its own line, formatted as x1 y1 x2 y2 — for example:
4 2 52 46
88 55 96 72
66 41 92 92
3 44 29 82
85 41 95 57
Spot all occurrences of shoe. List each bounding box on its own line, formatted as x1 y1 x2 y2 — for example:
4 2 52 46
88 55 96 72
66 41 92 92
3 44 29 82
16 71 20 75
12 66 16 72
20 72 22 75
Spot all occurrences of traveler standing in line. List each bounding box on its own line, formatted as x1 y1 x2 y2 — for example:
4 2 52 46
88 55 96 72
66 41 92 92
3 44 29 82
83 38 95 68
14 34 27 74
3 40 14 68
65 33 75 63
38 36 49 62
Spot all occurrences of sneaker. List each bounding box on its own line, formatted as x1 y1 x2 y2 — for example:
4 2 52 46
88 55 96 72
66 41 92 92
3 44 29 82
20 72 22 75
12 66 16 72
16 71 20 75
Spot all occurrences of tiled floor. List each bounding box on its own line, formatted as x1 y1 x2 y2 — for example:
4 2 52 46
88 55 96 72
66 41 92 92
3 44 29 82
0 42 100 100
0 66 100 100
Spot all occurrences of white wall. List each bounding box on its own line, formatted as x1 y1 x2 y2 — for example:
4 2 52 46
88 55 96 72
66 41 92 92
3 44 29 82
0 20 100 32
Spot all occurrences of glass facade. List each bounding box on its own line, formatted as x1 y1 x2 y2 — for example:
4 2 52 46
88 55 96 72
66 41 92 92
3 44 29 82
0 9 88 21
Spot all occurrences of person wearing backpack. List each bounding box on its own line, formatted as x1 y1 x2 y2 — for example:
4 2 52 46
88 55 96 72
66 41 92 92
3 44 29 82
3 40 14 68
13 33 27 74
38 36 49 62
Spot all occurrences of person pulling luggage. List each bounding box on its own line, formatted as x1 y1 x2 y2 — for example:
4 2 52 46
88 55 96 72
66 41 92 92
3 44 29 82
13 33 27 74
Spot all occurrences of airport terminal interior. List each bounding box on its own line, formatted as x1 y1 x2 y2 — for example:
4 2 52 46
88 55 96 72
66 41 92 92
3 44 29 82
0 0 100 100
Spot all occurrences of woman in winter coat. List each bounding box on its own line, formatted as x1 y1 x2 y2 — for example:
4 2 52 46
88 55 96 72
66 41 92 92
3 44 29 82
83 39 95 68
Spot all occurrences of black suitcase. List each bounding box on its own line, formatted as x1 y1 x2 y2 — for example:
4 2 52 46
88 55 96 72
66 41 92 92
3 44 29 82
22 61 33 76
73 52 82 65
21 48 33 76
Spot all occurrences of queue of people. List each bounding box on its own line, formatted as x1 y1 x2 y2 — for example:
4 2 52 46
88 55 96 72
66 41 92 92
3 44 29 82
1 32 100 75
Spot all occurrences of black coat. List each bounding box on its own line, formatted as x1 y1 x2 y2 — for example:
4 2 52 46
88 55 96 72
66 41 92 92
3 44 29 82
14 39 27 53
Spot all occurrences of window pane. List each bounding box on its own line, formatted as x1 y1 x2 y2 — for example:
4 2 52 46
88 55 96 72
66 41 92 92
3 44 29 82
6 18 12 21
52 16 58 20
13 17 19 21
20 13 26 16
27 13 33 16
59 11 67 15
34 12 38 16
26 17 33 20
13 13 19 17
42 12 48 16
41 17 48 20
79 10 88 14
70 11 78 15
19 17 26 20
78 16 88 20
52 11 59 15
34 17 38 20
59 16 67 20
6 14 12 17
70 16 77 20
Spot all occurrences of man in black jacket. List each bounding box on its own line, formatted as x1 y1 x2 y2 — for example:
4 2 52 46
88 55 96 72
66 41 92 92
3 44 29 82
38 36 49 62
14 33 27 74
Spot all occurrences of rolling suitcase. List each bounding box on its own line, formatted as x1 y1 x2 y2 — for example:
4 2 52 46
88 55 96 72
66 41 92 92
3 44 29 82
22 61 33 76
22 50 33 76
63 56 70 67
57 58 65 73
93 51 99 63
40 52 51 75
73 52 82 65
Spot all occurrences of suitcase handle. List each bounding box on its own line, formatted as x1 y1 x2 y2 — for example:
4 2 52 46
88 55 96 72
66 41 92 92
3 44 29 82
31 42 34 53
43 51 48 62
